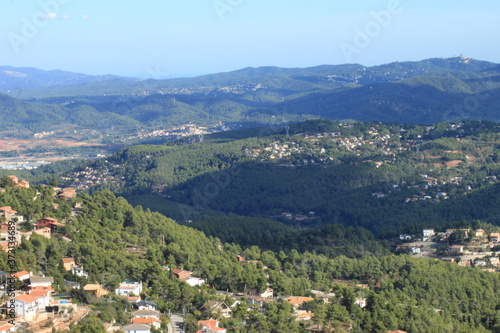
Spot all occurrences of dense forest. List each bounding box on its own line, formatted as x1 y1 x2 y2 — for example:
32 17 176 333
2 186 500 332
2 57 500 138
15 119 498 239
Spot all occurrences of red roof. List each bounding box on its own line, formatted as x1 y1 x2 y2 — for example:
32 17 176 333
0 206 17 214
11 271 30 279
62 258 75 263
132 318 161 324
31 286 55 292
0 324 15 331
15 294 38 303
198 319 219 328
128 296 141 302
29 290 51 297
198 319 225 331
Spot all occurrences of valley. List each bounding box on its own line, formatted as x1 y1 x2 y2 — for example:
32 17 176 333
1 58 500 333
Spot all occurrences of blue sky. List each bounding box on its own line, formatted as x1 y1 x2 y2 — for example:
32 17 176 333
1 0 499 78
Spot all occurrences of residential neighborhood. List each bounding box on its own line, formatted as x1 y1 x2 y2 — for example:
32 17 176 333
395 227 500 272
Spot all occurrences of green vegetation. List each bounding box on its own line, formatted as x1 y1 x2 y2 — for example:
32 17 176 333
44 120 500 238
2 57 500 138
2 187 500 332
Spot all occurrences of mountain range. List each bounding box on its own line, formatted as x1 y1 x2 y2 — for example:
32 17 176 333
1 56 500 137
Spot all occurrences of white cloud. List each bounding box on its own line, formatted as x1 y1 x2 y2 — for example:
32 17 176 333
80 14 91 20
62 14 72 20
40 12 57 20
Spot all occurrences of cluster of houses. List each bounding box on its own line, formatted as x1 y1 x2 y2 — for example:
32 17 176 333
397 228 500 271
134 123 210 141
2 176 29 189
60 166 117 190
243 125 399 167
5 270 74 323
0 210 70 253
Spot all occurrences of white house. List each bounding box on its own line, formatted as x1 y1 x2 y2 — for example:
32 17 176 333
423 229 435 241
29 290 52 308
122 324 151 333
474 259 487 267
14 294 42 321
29 276 54 288
134 300 157 311
184 276 205 287
248 287 273 298
116 281 143 296
411 247 421 254
131 310 161 319
355 298 367 308
71 266 89 278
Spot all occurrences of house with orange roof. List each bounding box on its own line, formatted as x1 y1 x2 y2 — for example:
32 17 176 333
128 296 141 303
29 289 52 307
171 269 191 280
83 284 109 297
36 218 64 234
131 317 162 329
16 181 29 189
31 285 55 292
14 294 42 321
11 271 30 282
62 258 76 271
197 318 226 333
58 188 77 200
0 324 15 333
0 206 17 221
286 296 314 308
7 176 18 184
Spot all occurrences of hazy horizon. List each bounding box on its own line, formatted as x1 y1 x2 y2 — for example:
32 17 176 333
1 0 500 78
1 54 498 81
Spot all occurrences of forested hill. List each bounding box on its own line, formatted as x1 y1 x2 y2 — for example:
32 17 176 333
2 57 500 137
18 119 500 239
1 184 500 332
0 65 136 92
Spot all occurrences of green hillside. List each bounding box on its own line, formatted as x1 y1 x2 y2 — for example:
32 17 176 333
17 119 497 240
2 181 500 332
2 58 500 138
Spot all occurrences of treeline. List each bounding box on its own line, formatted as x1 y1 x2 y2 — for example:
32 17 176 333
191 217 390 257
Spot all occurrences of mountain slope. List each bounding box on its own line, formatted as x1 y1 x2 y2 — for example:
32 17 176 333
2 58 500 137
0 66 137 93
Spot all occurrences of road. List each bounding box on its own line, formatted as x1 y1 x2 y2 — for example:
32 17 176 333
168 313 185 333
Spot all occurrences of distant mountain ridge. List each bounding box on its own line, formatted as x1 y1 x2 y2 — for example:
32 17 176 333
0 66 138 93
2 56 497 97
1 57 500 136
